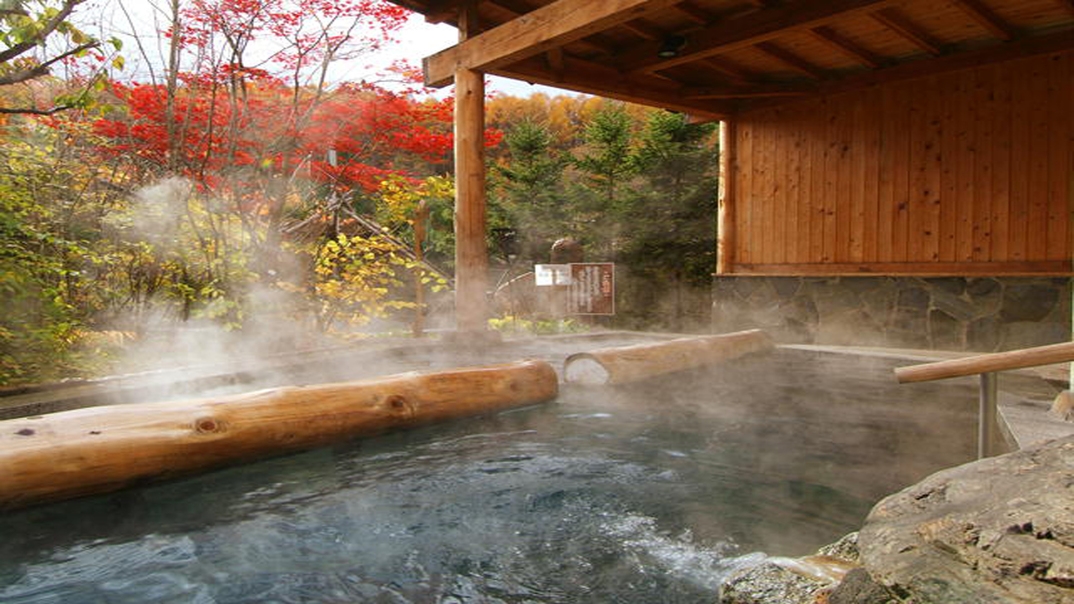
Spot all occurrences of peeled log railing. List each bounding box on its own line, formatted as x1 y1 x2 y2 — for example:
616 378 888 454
563 329 774 385
895 341 1074 458
894 341 1074 383
0 359 558 511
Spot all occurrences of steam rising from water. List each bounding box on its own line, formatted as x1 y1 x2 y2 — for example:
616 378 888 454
1 347 994 603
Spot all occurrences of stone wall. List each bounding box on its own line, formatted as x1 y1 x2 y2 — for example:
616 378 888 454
711 276 1071 351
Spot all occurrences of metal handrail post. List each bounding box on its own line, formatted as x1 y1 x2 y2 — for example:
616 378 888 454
979 372 998 459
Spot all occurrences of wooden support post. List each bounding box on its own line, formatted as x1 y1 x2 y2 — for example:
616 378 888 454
717 119 737 274
0 360 559 510
453 3 490 333
563 329 774 385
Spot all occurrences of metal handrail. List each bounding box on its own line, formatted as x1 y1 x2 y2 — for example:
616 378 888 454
894 341 1074 459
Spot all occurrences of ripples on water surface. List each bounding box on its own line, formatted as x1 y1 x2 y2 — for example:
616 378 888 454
0 350 978 603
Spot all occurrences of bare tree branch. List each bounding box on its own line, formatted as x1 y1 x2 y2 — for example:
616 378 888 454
0 0 89 65
0 104 75 115
0 41 99 86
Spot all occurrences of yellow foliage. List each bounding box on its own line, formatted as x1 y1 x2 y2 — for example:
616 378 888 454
375 174 454 229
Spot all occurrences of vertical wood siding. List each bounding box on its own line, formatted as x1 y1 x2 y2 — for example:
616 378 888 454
731 50 1074 274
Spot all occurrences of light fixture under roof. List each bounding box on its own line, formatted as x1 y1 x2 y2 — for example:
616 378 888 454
657 34 687 58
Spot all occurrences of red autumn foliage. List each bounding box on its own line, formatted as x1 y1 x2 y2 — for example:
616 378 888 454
61 0 503 206
87 79 486 194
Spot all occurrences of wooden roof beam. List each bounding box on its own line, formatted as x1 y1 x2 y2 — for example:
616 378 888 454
619 19 663 41
950 0 1017 40
424 0 684 87
871 7 944 56
810 25 885 69
754 41 828 79
500 54 734 118
623 0 898 74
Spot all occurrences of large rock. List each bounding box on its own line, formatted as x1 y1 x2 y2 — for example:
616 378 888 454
858 435 1074 604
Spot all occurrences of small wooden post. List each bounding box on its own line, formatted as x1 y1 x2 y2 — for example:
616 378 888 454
413 199 429 337
453 2 489 332
979 372 998 458
716 119 737 274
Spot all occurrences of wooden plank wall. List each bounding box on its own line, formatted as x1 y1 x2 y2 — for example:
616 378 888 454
730 49 1073 275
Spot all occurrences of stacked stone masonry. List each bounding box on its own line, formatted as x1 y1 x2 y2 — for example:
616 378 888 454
712 277 1072 351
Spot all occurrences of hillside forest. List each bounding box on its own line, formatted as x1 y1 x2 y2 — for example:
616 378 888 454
0 0 720 385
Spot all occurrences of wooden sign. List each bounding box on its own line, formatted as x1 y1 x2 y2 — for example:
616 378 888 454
568 263 615 315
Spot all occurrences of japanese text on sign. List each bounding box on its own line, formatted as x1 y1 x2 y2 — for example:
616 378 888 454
568 263 615 315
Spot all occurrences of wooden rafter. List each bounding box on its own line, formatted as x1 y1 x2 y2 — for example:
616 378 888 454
424 0 683 87
871 7 944 56
545 47 565 80
498 54 734 118
621 0 898 74
618 19 663 41
950 0 1017 40
810 25 885 68
755 41 827 79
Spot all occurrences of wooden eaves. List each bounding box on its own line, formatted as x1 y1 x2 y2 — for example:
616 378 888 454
404 0 1074 120
387 0 1074 328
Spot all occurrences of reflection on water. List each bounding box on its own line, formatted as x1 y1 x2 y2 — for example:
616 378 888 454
0 350 977 603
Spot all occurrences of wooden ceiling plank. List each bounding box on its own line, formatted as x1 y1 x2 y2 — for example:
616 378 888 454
703 57 759 84
743 26 1074 112
675 1 713 25
949 0 1018 40
1055 0 1074 18
424 0 684 87
684 82 815 99
870 7 944 56
623 0 898 74
827 26 1074 93
754 40 828 79
810 25 885 68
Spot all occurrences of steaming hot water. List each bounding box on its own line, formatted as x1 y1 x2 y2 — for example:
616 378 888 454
0 346 979 602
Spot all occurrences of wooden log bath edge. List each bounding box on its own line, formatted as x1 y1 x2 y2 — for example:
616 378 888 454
563 329 775 385
0 359 558 511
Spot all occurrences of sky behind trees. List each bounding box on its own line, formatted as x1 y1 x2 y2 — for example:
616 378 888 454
85 0 564 97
